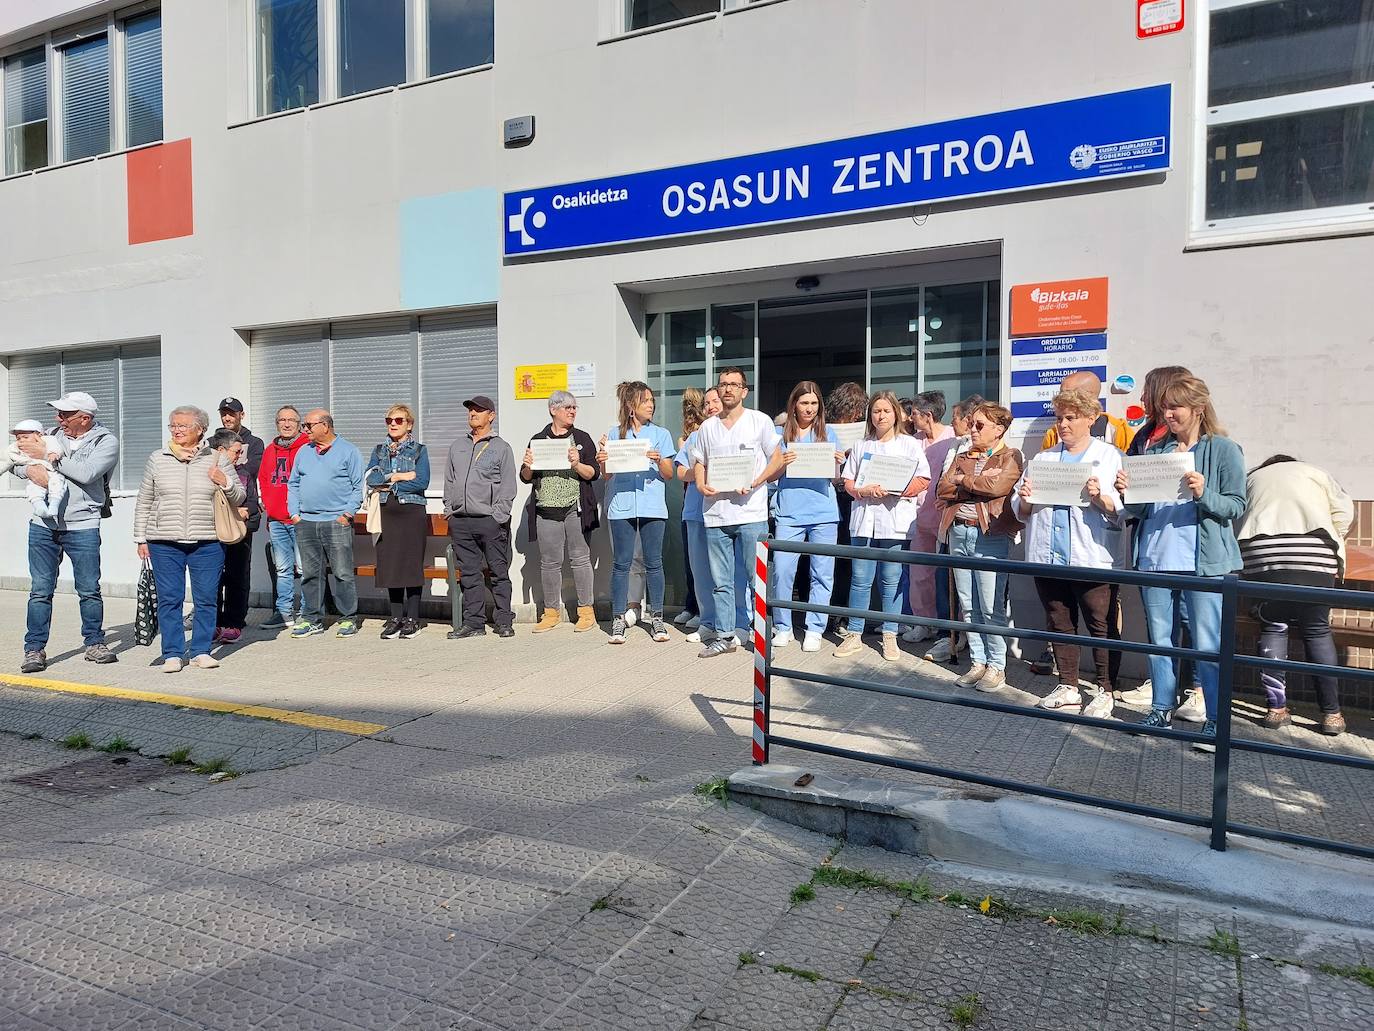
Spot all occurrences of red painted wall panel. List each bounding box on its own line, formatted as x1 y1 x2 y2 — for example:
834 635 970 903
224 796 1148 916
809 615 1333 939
127 139 193 245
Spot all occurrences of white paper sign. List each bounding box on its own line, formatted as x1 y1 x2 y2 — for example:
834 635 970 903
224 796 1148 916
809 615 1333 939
831 422 866 453
708 453 756 492
1123 452 1195 504
1025 459 1093 508
604 438 651 474
529 438 574 471
784 442 839 480
856 454 918 494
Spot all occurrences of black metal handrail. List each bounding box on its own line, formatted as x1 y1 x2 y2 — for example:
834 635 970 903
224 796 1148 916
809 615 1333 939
751 538 1374 860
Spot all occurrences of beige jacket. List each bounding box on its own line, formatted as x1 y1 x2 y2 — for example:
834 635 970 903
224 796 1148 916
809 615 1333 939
133 443 246 544
1236 461 1354 576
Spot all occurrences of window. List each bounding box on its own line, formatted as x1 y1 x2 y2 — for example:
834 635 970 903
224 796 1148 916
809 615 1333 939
124 11 164 147
253 0 493 116
427 0 495 77
3 47 48 174
1 9 163 174
4 342 162 492
59 32 111 161
248 310 498 481
1202 0 1374 233
256 0 320 114
627 0 718 32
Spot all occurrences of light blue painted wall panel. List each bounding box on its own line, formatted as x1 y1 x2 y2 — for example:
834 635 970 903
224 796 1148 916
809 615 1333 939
400 188 500 310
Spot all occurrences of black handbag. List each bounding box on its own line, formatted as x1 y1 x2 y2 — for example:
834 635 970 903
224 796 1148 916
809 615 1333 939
134 561 158 647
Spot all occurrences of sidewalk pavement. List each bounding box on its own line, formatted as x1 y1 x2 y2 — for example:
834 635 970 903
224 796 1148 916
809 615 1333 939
0 592 1372 1029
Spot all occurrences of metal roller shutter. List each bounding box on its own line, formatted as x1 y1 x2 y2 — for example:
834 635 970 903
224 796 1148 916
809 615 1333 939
328 316 416 453
419 310 498 465
248 325 328 438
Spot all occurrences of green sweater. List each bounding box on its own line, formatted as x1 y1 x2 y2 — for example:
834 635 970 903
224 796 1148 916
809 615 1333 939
1123 434 1246 577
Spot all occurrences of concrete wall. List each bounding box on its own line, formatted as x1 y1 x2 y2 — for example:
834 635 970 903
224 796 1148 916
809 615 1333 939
3 0 1371 615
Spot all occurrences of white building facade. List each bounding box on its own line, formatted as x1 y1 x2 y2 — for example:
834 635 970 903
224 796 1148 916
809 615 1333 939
3 0 1372 616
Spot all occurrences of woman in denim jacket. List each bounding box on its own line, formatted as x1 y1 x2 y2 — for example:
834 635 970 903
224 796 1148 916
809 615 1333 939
1116 375 1245 748
365 404 432 640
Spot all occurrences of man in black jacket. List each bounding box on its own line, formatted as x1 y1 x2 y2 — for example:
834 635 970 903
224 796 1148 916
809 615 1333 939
211 418 263 644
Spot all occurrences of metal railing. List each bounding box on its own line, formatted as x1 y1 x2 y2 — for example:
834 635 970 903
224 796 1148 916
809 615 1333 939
749 539 1374 860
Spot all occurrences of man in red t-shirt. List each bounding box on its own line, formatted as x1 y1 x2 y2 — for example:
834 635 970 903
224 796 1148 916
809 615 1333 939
257 406 309 628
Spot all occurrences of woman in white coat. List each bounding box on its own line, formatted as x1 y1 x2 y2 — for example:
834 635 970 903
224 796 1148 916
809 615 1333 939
1011 389 1125 718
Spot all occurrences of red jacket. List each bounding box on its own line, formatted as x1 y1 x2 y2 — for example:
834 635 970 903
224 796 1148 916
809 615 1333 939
257 434 309 523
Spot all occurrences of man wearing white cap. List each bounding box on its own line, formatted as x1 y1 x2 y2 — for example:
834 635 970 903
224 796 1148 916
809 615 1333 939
13 391 120 673
2 419 67 518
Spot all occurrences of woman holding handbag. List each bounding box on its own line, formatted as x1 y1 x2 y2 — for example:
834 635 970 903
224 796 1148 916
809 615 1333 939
365 404 432 640
133 406 245 672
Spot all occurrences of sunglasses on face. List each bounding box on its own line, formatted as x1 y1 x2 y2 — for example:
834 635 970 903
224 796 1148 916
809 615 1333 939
302 421 318 429
971 421 991 430
385 416 409 425
56 411 79 419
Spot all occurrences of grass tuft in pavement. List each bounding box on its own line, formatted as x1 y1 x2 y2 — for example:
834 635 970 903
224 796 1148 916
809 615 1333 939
812 864 933 902
789 882 817 904
693 776 729 806
98 737 135 754
771 963 822 982
1207 928 1241 958
165 746 193 765
738 952 757 966
192 756 237 777
61 732 91 750
947 992 983 1028
1317 963 1374 989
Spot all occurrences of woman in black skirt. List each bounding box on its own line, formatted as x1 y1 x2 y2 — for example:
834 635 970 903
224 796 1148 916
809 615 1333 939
365 404 431 639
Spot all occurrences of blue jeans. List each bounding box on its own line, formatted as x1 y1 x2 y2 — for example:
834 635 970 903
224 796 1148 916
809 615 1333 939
148 540 225 661
267 519 301 617
845 536 905 635
611 517 665 615
1141 583 1222 718
297 519 358 623
936 541 951 622
706 521 769 635
948 524 1011 670
684 519 715 632
773 521 838 635
26 524 105 652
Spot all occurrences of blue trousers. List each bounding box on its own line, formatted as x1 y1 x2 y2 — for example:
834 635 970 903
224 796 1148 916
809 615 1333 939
611 517 665 615
706 521 769 635
684 519 715 631
845 536 905 635
149 540 225 661
1141 583 1222 718
772 521 838 635
267 519 301 617
26 524 106 653
949 524 1011 669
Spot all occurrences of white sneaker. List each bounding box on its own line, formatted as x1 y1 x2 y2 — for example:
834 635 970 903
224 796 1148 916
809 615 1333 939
189 654 220 669
734 629 750 649
686 629 703 644
622 608 639 628
684 615 701 630
1175 689 1207 724
802 632 822 653
924 638 953 662
1117 680 1153 705
1038 684 1082 711
1082 691 1115 720
901 625 931 643
772 628 792 648
162 657 183 673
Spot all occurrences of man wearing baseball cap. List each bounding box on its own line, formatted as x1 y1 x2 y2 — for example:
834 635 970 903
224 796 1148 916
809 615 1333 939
14 390 120 673
443 395 518 639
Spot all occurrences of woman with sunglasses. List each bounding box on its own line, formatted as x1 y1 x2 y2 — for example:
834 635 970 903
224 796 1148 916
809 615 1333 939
522 390 601 633
936 403 1024 692
364 404 431 640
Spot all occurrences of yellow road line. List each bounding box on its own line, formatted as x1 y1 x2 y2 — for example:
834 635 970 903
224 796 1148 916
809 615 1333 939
0 674 386 736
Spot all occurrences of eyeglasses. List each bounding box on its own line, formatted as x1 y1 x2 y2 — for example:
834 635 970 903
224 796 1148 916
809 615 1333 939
718 382 745 390
971 421 991 431
384 416 408 425
56 410 79 419
168 424 197 432
301 421 318 429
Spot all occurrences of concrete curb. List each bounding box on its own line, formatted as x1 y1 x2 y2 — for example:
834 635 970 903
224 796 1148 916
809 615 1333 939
729 764 1374 929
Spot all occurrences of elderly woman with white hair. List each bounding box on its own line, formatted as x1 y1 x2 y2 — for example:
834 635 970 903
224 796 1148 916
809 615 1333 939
521 390 601 632
134 405 245 672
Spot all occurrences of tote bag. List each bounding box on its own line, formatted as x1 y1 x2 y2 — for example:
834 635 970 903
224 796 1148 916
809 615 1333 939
213 489 247 544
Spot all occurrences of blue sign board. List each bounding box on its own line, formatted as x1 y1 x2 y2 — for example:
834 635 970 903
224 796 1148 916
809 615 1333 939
504 85 1171 257
1008 333 1110 420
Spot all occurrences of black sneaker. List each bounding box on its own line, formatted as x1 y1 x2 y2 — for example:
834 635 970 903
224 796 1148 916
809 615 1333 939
380 618 403 640
1140 708 1173 729
1193 719 1218 754
20 650 46 674
262 610 288 629
398 618 422 640
495 626 515 639
84 643 118 664
448 625 486 640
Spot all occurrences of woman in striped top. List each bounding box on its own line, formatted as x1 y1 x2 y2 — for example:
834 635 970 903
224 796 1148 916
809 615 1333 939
1236 455 1355 735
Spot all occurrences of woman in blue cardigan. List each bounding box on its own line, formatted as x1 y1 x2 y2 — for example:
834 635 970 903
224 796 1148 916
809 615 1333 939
1115 374 1246 747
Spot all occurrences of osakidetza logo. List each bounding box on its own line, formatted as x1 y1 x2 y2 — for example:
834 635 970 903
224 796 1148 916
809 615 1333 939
1029 286 1092 306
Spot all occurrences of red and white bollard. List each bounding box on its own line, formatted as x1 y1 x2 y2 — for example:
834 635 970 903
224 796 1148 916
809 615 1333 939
752 540 769 765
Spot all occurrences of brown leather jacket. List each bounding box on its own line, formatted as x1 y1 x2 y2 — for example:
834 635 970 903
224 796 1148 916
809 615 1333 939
936 446 1025 538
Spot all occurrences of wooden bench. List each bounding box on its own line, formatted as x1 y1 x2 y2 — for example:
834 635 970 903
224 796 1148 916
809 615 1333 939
352 513 461 630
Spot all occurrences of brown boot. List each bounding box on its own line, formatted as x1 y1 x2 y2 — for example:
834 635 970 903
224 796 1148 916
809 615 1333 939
1320 712 1347 736
1260 706 1292 730
532 609 561 634
573 605 597 632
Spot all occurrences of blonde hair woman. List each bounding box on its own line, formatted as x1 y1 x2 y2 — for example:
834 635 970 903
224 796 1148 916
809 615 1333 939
365 403 431 639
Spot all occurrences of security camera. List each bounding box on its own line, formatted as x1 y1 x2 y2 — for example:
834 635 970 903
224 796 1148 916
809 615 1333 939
795 275 820 292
